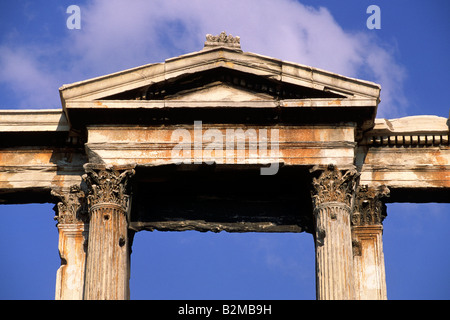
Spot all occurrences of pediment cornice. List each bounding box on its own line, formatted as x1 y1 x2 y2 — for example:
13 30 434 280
60 46 380 105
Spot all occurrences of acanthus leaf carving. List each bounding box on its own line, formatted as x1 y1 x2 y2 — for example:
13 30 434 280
352 185 390 226
51 184 88 224
82 166 135 213
311 164 360 209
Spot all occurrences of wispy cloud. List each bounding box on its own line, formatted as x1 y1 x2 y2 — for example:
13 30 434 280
1 0 407 116
0 46 61 108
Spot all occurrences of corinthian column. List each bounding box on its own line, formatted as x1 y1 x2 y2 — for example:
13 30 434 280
82 164 135 300
352 185 389 300
311 164 359 300
52 185 89 300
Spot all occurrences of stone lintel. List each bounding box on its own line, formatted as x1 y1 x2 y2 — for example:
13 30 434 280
0 109 69 132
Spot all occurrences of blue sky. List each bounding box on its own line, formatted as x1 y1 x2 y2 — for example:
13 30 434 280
0 0 449 300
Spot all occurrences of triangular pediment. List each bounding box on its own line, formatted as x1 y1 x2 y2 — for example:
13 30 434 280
165 81 274 102
100 67 345 102
60 46 381 105
59 43 382 132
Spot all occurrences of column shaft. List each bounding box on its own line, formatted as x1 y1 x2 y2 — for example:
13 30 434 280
84 204 129 300
314 203 354 299
352 225 387 300
55 223 88 300
311 165 359 300
52 186 88 300
82 165 135 300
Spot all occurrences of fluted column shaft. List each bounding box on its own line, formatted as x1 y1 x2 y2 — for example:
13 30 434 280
82 165 135 300
352 185 389 300
54 223 89 300
84 203 129 300
314 202 354 299
311 165 359 300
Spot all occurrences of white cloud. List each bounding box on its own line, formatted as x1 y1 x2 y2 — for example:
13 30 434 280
0 46 61 108
69 0 371 75
1 0 407 116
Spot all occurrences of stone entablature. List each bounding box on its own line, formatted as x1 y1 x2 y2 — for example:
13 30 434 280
362 116 449 147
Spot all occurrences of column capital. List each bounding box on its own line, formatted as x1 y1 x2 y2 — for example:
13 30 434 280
51 185 88 224
352 185 390 226
82 164 135 213
311 164 360 210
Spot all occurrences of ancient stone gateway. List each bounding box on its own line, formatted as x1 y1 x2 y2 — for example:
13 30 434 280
1 33 449 300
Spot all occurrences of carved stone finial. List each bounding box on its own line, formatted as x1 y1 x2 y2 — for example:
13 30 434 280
204 31 241 50
352 185 390 226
